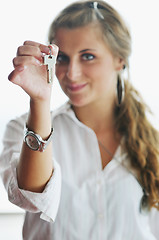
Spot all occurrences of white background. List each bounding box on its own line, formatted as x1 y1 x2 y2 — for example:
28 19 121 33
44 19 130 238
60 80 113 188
0 0 159 212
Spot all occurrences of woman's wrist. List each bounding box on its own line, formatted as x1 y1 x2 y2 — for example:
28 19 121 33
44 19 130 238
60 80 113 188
27 98 52 138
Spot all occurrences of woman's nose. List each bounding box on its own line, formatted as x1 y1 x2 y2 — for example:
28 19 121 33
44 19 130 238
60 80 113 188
66 60 82 81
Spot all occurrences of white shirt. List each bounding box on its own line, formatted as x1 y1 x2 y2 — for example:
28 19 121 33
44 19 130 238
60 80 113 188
0 102 159 240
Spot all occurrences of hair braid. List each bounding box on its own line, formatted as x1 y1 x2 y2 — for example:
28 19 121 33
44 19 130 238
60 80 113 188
115 81 159 209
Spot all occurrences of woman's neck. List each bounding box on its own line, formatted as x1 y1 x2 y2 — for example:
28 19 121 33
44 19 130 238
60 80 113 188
72 100 116 134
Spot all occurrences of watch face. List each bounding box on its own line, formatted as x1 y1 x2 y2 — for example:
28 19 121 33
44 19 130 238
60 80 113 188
25 133 40 151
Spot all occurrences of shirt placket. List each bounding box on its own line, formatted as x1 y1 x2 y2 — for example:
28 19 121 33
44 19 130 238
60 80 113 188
96 171 107 240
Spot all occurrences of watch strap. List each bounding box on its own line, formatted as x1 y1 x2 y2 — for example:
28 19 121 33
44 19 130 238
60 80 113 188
24 126 54 152
39 128 54 152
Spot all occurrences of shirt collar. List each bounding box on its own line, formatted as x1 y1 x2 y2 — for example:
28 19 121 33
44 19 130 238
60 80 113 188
52 101 92 131
52 102 128 161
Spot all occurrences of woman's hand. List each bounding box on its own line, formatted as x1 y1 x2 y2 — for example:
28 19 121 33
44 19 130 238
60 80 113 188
8 41 58 102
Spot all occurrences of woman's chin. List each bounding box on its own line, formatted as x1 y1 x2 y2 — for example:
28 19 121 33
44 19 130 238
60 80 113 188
69 97 89 108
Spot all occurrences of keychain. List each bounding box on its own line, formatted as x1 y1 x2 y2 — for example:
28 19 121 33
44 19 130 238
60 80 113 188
43 46 56 83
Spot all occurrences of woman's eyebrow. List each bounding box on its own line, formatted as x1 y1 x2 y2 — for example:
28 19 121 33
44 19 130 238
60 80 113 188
79 49 96 53
58 49 96 55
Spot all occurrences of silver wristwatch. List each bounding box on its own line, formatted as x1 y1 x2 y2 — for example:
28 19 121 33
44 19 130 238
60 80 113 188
24 126 53 152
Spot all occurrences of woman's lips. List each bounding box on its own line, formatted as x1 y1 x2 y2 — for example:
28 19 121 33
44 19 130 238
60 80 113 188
67 83 87 92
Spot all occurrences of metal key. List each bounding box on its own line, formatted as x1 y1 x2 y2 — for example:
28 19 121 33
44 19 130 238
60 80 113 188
43 48 56 83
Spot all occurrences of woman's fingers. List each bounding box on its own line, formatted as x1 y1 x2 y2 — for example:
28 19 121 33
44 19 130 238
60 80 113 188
23 41 59 59
15 42 59 69
8 40 59 100
23 40 51 55
13 55 41 68
16 45 43 60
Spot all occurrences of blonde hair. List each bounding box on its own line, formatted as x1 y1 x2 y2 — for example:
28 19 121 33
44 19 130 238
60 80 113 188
48 0 159 209
48 0 131 67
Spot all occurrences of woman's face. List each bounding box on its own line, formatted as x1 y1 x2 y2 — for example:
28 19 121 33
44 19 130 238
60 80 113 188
54 24 123 108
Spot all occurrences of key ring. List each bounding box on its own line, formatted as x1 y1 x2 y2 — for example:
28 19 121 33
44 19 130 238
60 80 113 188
48 46 52 58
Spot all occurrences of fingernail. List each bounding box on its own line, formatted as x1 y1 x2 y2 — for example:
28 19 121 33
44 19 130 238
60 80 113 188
41 52 46 57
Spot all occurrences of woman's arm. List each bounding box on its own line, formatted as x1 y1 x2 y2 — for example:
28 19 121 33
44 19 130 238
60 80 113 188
8 40 59 192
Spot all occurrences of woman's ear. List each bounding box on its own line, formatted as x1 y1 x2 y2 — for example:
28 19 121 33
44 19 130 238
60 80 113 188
115 57 125 71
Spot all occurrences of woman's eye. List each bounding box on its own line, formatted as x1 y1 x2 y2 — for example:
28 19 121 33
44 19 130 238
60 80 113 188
56 54 69 63
82 53 95 61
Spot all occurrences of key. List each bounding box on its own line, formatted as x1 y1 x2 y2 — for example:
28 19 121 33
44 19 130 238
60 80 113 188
43 48 56 83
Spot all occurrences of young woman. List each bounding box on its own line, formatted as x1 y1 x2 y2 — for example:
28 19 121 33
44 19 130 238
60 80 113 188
1 0 159 239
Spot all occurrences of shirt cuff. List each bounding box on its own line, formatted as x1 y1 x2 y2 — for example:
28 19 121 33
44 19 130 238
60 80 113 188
8 153 61 222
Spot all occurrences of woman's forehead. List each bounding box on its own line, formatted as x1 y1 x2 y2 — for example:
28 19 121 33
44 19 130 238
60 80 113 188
53 25 113 56
54 23 104 45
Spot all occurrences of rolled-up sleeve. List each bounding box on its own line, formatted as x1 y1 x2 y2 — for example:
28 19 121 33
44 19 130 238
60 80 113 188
0 115 61 222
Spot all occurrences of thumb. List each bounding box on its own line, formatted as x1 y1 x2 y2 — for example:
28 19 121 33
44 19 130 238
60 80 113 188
8 66 27 85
